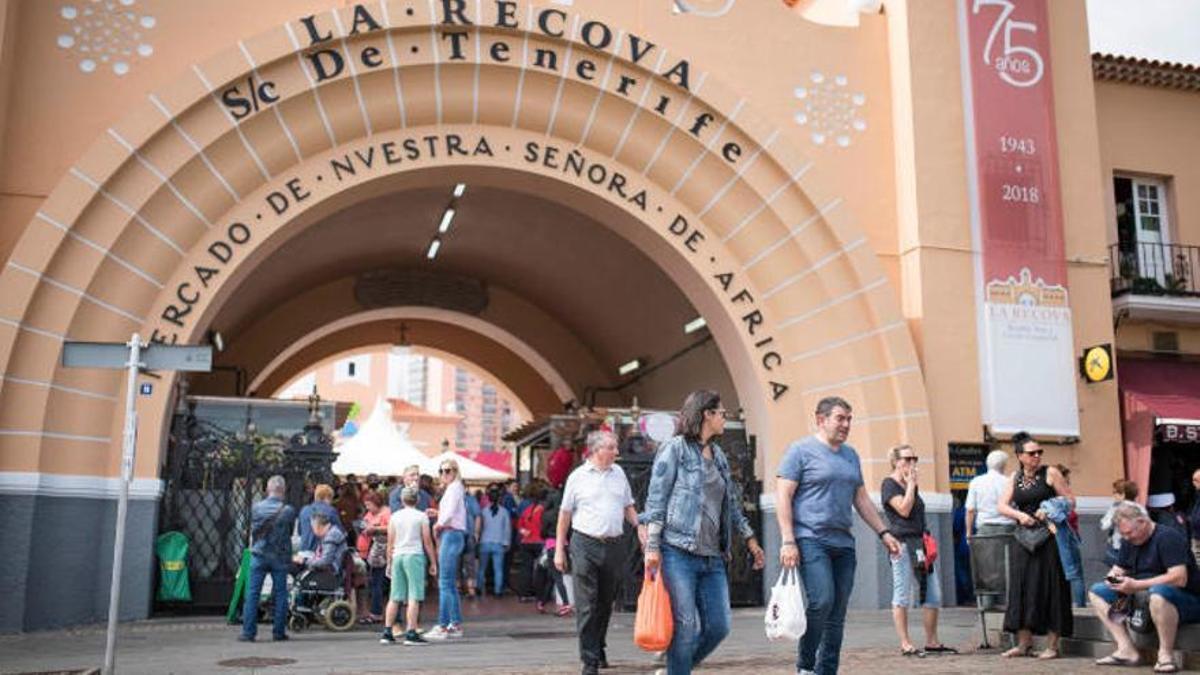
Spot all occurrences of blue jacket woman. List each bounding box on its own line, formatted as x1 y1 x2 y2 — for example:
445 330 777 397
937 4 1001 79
644 390 765 675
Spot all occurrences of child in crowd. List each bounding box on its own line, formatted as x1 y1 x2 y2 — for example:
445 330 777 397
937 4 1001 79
382 486 438 646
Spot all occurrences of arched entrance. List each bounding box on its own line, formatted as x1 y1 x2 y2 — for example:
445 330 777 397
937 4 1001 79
0 1 931 629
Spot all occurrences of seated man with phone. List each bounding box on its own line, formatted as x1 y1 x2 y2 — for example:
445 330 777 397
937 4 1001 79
1088 501 1200 673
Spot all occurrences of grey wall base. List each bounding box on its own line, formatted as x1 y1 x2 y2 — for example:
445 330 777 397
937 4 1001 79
761 505 1108 612
0 493 158 633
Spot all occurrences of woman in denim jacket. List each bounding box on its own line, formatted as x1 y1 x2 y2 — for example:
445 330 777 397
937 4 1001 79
644 390 766 675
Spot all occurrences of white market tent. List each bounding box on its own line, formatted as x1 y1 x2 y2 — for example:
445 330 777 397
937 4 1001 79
332 397 427 476
421 450 510 482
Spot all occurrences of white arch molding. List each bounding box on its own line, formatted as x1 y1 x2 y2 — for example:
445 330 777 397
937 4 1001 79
248 306 577 404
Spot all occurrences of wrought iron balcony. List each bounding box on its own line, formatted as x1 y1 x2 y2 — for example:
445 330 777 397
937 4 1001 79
1110 242 1200 297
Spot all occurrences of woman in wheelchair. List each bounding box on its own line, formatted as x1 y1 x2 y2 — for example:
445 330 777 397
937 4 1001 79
287 511 357 631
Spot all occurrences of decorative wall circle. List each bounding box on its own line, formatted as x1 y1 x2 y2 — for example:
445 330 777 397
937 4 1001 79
792 70 868 148
57 0 156 76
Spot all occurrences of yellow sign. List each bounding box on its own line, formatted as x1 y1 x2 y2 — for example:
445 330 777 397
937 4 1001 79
1081 344 1113 383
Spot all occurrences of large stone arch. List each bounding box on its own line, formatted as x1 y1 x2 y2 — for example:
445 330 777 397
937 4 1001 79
0 0 932 486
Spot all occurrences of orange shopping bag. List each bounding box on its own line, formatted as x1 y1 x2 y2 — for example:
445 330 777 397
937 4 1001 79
634 568 673 652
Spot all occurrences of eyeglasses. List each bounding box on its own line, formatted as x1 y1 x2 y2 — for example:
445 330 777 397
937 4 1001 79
899 456 919 463
439 468 455 474
1023 450 1044 457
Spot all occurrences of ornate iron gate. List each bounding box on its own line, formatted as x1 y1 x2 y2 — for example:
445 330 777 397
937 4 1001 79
155 399 336 610
615 428 764 610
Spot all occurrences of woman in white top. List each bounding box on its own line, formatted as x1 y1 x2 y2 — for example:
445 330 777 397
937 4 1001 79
427 459 467 640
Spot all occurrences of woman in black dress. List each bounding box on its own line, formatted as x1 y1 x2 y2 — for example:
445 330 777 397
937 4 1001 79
997 431 1075 659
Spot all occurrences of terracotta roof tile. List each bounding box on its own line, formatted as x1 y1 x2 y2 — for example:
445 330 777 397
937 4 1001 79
1093 53 1200 92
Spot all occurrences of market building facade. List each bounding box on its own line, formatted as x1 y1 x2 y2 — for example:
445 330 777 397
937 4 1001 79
0 0 1154 631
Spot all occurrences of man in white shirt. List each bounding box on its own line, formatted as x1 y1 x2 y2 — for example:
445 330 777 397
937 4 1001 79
556 430 639 675
965 449 1014 609
965 450 1015 537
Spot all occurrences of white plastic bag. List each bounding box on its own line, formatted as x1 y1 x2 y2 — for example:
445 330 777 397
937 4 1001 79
764 567 807 641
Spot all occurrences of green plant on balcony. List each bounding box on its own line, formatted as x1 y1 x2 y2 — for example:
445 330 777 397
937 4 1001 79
1164 273 1188 294
1131 276 1165 295
1118 257 1136 280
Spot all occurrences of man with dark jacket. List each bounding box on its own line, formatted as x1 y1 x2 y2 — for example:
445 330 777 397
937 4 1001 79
239 475 296 642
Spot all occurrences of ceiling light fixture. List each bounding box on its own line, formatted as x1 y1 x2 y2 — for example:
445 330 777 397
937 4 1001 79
207 329 225 353
453 183 466 198
438 208 456 234
684 317 707 334
426 238 441 260
618 359 642 376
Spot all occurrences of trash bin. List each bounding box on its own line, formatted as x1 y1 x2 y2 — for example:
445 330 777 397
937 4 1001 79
969 531 1013 648
155 531 192 603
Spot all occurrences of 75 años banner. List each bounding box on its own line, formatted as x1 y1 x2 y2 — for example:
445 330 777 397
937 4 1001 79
958 0 1079 437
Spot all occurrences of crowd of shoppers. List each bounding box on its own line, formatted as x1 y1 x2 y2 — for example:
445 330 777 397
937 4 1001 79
232 392 1200 675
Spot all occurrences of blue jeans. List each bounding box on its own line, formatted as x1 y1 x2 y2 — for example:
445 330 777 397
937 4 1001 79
369 565 386 616
662 544 732 675
1090 582 1200 624
798 539 856 675
241 555 288 639
477 542 506 595
1055 528 1086 607
438 529 465 627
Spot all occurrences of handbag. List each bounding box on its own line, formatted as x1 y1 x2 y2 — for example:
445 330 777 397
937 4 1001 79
921 531 938 572
764 567 807 641
1128 591 1156 634
634 568 674 651
367 535 388 568
1013 523 1052 553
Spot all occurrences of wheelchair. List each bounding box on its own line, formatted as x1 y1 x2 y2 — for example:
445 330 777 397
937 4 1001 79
285 557 357 632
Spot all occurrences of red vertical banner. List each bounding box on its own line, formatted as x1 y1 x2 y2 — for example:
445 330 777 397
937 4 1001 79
959 0 1079 436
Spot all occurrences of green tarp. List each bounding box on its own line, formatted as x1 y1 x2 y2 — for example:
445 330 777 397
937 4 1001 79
226 548 252 623
154 531 191 603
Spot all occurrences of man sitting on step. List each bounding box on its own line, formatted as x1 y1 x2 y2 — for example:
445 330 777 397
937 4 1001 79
1089 500 1200 674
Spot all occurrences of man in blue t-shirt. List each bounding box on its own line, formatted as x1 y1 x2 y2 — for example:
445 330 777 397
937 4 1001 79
775 396 900 675
1089 500 1200 672
388 465 434 514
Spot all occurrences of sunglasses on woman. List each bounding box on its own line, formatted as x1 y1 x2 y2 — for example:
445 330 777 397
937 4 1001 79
440 467 455 474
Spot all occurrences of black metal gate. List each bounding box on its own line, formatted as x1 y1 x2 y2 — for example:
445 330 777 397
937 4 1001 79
615 428 764 610
155 399 336 610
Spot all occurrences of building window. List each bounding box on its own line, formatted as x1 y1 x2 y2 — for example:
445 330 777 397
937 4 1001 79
1114 175 1173 285
333 355 371 385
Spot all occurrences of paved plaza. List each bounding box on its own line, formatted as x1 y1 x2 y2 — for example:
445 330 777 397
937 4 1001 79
1 604 1115 674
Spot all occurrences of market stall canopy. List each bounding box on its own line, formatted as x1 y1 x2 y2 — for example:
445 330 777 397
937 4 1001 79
332 397 427 476
421 450 511 481
1119 359 1200 502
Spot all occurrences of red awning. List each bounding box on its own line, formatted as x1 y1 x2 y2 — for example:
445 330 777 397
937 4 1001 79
1119 359 1200 501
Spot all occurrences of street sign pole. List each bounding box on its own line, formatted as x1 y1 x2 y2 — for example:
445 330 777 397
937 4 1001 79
102 333 141 675
62 336 211 675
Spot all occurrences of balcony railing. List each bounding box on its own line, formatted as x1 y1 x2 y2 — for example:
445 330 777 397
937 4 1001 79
1110 242 1200 297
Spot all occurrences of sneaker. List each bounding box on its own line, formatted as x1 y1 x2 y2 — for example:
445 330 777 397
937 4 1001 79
380 630 396 644
446 623 464 639
237 634 255 642
403 630 429 646
425 625 450 640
